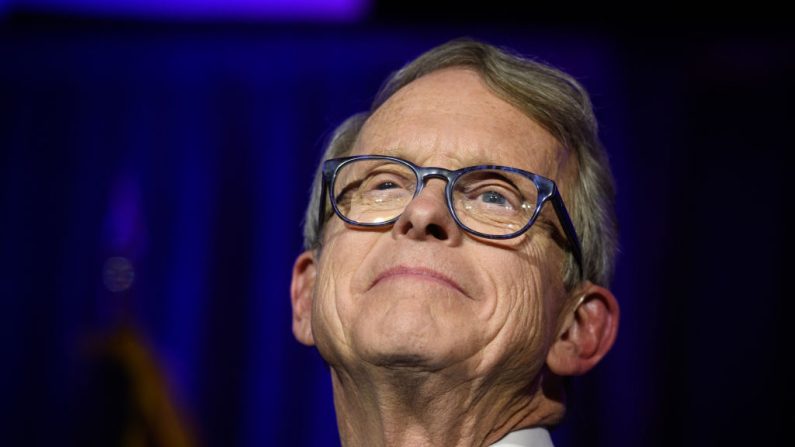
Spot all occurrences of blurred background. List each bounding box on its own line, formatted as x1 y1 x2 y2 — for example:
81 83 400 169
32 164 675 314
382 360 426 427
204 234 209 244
1 1 792 446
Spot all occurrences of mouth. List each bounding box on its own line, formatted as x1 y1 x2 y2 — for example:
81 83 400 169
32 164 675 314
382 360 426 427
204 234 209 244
372 265 468 297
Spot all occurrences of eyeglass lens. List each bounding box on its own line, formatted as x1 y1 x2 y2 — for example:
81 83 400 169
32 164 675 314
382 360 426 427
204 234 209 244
332 159 539 236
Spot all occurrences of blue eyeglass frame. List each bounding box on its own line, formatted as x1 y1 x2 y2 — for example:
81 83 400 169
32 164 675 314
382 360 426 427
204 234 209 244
319 155 583 273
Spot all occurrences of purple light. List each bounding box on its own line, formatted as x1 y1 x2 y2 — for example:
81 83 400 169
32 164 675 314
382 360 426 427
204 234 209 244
9 0 369 21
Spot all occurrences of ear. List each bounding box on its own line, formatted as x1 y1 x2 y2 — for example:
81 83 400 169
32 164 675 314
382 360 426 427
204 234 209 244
290 250 317 346
546 282 620 376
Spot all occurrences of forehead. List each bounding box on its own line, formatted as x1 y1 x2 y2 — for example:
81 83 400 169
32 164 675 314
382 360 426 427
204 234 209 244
352 68 570 180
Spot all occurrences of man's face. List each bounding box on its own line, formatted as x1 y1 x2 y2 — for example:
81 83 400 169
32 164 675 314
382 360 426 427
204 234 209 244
308 68 577 380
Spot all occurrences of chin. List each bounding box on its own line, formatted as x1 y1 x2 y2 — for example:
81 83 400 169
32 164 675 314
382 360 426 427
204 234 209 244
368 352 434 369
344 294 484 371
352 323 466 372
362 346 460 373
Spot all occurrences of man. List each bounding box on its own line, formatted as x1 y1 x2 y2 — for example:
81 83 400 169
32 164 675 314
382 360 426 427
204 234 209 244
290 38 620 446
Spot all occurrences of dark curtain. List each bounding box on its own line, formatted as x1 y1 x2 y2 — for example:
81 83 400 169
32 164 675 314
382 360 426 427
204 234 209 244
1 20 791 446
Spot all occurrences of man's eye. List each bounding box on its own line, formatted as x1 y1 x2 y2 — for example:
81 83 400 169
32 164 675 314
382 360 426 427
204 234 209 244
480 191 508 205
375 181 398 190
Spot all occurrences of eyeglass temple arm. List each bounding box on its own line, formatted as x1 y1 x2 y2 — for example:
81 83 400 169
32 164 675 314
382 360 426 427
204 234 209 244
550 190 585 278
318 170 329 239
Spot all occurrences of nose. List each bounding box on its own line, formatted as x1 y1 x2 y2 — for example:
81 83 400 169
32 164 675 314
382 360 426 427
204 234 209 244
391 179 463 244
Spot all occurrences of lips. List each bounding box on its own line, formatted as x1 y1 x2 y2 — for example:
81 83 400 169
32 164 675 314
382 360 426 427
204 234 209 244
372 265 468 297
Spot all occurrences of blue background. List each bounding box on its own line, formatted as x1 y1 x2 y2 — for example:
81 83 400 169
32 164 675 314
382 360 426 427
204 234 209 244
1 5 792 446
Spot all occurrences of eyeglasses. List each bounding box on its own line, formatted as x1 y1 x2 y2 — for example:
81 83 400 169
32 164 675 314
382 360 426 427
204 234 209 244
319 155 583 272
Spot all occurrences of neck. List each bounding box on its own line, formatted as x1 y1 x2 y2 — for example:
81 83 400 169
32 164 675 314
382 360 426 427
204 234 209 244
330 364 563 447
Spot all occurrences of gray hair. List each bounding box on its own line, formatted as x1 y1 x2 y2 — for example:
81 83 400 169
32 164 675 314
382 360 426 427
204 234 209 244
302 38 618 288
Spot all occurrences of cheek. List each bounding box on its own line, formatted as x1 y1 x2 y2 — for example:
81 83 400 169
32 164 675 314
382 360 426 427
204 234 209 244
310 252 346 364
310 224 381 363
473 240 563 374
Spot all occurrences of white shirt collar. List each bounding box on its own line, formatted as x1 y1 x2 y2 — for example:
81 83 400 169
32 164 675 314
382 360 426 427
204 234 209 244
489 427 554 447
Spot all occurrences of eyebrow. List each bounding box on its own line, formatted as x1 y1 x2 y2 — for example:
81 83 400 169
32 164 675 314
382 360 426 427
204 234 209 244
457 170 523 192
371 148 489 169
373 147 413 159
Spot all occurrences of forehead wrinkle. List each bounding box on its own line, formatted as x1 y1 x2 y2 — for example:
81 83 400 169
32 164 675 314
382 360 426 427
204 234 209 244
354 67 567 179
356 116 563 176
